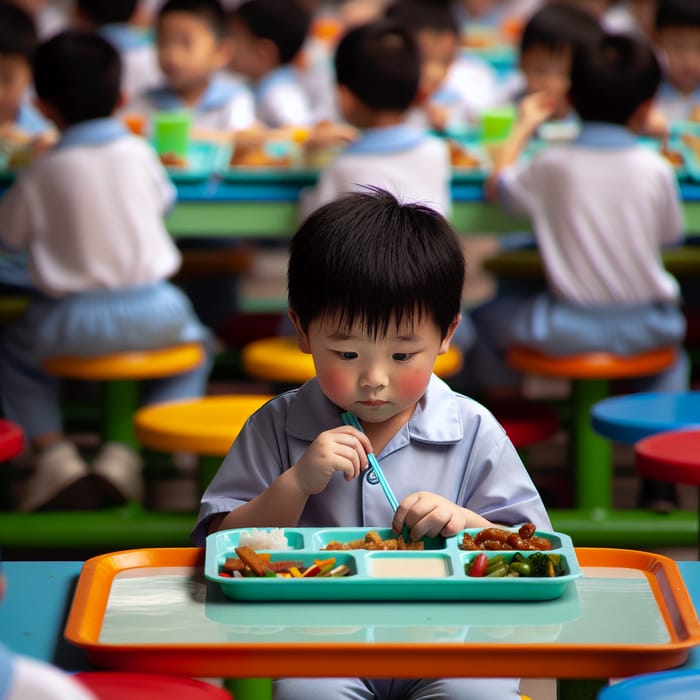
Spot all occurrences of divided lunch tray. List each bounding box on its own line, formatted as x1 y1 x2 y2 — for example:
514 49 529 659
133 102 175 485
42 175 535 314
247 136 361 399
204 526 581 602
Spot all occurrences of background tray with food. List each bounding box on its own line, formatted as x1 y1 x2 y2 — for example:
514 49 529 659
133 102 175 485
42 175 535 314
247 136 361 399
446 139 491 183
204 525 581 602
158 141 222 183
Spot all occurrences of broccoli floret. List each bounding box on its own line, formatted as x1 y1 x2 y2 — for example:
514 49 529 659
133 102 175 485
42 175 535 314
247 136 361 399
527 552 555 577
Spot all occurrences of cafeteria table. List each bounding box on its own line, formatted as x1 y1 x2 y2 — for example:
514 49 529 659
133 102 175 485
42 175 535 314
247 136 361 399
2 549 699 700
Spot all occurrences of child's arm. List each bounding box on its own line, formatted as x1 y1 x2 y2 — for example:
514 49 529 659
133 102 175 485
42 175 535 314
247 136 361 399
484 91 557 200
210 425 373 532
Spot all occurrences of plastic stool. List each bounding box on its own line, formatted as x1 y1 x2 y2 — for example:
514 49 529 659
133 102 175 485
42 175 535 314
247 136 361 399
592 391 700 445
241 335 463 385
635 428 700 553
489 399 560 449
74 672 231 700
507 346 675 511
0 419 24 461
134 394 272 494
43 344 206 449
597 669 700 700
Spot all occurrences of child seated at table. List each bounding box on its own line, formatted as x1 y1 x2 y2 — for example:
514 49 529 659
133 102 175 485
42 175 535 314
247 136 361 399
0 29 211 512
384 0 500 132
74 0 162 102
299 18 451 219
192 188 550 700
652 0 700 124
474 30 687 510
225 0 315 129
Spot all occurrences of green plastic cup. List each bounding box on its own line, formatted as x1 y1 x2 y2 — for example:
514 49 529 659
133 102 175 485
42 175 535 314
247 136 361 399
153 112 192 157
480 106 516 143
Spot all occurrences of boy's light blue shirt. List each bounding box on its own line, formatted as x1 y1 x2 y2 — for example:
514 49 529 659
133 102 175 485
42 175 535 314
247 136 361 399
99 23 152 51
191 374 550 545
54 117 129 150
343 124 428 155
0 644 14 698
143 75 246 114
15 100 51 136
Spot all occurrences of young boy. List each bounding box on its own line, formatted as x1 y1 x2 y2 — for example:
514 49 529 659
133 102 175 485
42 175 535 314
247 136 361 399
299 19 451 219
192 189 549 699
75 0 162 101
0 30 211 512
385 0 500 132
126 0 254 133
226 0 314 128
476 31 687 509
653 0 700 123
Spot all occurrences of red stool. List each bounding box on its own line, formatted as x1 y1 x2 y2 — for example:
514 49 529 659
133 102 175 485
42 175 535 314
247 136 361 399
74 672 232 700
490 400 560 449
635 428 700 553
0 419 23 461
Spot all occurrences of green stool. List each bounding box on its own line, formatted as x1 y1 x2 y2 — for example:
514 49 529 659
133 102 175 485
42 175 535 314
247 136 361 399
507 346 676 511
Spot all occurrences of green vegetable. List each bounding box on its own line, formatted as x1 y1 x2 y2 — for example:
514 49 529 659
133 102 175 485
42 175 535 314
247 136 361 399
485 564 508 577
527 551 555 577
485 555 505 574
508 561 532 577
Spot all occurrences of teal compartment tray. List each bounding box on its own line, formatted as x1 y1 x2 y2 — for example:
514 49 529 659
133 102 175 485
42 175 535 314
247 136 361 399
205 527 581 602
161 141 222 183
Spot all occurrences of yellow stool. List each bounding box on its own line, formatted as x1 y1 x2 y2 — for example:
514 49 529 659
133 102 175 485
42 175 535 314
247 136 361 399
44 344 206 449
507 346 676 511
134 394 273 494
241 335 463 385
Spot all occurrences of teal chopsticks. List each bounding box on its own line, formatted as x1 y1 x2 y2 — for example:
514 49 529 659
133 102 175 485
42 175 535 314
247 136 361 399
341 411 399 511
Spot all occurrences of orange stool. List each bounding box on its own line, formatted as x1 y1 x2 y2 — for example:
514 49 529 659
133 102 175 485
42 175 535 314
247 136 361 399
74 672 231 699
134 394 272 494
44 344 206 449
507 346 675 511
241 335 463 385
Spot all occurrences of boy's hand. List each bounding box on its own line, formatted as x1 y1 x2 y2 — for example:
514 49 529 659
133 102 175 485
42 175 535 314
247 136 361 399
290 426 372 496
394 491 493 540
517 91 559 132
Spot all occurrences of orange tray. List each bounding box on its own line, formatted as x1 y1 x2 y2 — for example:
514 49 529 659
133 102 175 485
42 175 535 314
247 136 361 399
64 547 700 680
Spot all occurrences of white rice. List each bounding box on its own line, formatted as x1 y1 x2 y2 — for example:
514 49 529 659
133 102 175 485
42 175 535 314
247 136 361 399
238 527 289 550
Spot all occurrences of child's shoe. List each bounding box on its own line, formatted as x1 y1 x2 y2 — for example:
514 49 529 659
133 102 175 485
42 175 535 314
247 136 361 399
92 442 144 506
18 441 94 512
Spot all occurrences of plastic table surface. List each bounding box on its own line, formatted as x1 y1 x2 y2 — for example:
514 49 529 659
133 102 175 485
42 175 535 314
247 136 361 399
2 553 700 699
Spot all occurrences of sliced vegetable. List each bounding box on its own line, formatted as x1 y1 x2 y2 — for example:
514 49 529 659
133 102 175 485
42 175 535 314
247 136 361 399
467 552 489 577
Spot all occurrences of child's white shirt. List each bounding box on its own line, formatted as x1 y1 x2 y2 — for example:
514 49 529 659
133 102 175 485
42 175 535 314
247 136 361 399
299 124 451 220
127 74 256 132
0 118 180 298
498 123 682 306
255 65 314 128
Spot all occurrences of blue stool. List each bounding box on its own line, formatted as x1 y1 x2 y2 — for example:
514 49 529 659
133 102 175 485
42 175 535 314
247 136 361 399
597 669 700 699
592 391 700 444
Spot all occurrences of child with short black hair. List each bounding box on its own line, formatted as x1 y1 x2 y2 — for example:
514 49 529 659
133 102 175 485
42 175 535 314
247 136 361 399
75 0 162 100
385 0 499 131
193 188 550 699
226 0 314 127
127 0 254 132
0 29 211 512
299 19 451 218
653 0 700 122
476 31 687 510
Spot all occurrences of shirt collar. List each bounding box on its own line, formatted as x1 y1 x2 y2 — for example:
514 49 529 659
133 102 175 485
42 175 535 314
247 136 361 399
146 75 241 113
15 100 50 135
344 124 427 155
255 65 295 100
573 122 638 148
657 79 700 102
0 643 16 698
99 24 152 51
285 375 463 452
55 117 128 150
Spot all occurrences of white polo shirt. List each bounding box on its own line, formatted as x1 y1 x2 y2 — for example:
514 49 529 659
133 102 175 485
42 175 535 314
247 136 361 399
498 122 682 305
0 118 181 298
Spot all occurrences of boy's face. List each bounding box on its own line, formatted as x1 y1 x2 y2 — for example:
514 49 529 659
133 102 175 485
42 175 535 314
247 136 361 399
226 17 269 81
415 29 458 102
156 11 230 95
520 45 572 119
292 310 457 428
0 55 31 125
657 27 700 96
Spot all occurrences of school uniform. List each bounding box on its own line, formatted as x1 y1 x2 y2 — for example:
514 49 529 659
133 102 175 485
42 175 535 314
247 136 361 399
99 23 162 102
254 65 314 128
470 122 688 392
127 73 256 132
299 124 451 219
0 118 211 440
655 80 700 124
192 374 544 699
